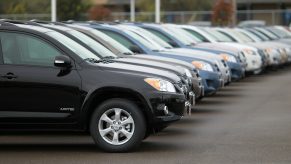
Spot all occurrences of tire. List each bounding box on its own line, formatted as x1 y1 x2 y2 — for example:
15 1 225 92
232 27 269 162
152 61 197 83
90 98 146 152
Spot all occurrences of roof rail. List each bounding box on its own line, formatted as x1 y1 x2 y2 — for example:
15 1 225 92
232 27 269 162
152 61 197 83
65 20 75 24
87 20 103 26
30 19 51 24
88 21 124 26
0 19 26 26
29 20 66 26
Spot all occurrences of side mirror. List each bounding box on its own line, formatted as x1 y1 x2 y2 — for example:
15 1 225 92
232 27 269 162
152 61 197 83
129 45 142 54
54 55 72 68
168 40 179 47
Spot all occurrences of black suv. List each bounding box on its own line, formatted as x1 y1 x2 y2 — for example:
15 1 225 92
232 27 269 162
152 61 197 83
0 22 187 152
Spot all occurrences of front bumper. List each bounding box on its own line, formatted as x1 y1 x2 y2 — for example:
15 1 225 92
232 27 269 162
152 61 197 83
145 91 187 126
227 62 244 81
191 77 204 98
199 70 221 95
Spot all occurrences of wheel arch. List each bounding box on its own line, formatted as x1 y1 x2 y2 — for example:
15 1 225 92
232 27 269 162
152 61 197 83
80 86 154 133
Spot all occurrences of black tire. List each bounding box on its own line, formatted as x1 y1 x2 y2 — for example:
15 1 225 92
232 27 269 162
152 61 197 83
90 98 146 152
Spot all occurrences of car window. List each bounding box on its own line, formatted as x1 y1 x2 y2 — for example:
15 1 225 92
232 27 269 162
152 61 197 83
0 32 61 67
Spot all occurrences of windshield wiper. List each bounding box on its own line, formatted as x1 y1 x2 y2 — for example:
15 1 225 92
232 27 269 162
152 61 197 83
102 56 116 59
152 49 161 52
84 58 114 64
123 52 134 55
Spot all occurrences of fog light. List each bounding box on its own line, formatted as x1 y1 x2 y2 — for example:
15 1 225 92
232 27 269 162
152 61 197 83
163 106 169 115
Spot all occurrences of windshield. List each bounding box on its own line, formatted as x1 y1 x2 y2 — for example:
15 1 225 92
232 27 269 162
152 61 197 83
121 25 172 49
257 28 279 40
87 28 134 55
121 28 162 51
247 29 270 41
229 29 254 43
180 28 204 43
67 30 117 58
267 28 291 38
202 28 234 42
162 26 197 45
128 26 173 49
46 31 100 60
239 30 263 42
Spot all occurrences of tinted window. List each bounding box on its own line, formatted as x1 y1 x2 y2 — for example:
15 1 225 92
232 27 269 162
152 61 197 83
0 32 60 67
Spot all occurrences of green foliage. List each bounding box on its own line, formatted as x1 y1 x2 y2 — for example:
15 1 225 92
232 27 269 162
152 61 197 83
0 0 91 21
57 0 90 21
0 0 50 14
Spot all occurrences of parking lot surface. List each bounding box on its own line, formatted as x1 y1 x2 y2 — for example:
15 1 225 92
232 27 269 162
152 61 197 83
1 67 291 164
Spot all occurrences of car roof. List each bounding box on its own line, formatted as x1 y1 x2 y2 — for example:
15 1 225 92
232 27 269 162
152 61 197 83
16 24 55 33
41 24 74 32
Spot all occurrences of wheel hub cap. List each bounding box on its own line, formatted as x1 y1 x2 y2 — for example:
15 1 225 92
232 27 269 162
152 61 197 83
98 108 135 145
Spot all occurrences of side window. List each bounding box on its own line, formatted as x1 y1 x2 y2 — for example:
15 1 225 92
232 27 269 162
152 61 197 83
144 28 172 43
0 32 61 67
100 30 135 49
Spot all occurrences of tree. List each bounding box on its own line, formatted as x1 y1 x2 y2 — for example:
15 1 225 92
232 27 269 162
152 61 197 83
57 0 90 21
88 5 111 21
0 0 91 21
0 0 50 14
212 0 235 26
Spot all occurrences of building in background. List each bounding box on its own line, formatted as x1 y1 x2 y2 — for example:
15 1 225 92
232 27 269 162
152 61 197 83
237 0 291 25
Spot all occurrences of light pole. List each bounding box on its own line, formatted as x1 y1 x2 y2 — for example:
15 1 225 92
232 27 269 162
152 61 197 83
155 0 160 23
51 0 57 22
130 0 135 22
232 0 237 26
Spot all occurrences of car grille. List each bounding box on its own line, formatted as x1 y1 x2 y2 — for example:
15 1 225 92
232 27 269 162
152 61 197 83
257 49 268 64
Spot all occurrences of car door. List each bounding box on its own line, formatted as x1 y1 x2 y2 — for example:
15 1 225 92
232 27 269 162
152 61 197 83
0 31 82 126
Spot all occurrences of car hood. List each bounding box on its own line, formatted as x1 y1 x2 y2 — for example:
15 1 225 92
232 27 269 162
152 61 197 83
86 61 181 83
217 42 258 51
114 57 185 75
194 42 240 54
132 54 196 70
161 48 220 65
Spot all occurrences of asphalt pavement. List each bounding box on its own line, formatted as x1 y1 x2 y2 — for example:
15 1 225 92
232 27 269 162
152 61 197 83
1 67 291 164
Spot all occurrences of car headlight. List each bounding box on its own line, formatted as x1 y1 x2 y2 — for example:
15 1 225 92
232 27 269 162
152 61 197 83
243 49 256 55
184 68 192 78
265 48 272 54
220 54 237 63
175 66 192 78
144 78 176 93
191 61 214 72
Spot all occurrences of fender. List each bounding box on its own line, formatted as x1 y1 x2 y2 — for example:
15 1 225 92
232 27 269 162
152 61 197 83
80 85 154 130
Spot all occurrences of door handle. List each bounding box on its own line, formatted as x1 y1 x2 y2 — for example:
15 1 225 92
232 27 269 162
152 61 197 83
1 73 18 79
